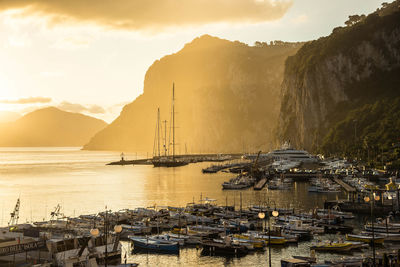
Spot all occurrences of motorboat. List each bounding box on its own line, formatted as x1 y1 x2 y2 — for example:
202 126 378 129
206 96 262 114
128 236 179 254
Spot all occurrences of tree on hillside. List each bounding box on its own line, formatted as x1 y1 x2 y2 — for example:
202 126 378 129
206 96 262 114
345 14 366 26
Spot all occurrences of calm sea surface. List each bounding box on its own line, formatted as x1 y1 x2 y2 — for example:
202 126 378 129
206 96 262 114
0 147 359 266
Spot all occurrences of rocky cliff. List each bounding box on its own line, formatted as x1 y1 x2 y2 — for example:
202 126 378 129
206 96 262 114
84 35 302 153
278 2 400 153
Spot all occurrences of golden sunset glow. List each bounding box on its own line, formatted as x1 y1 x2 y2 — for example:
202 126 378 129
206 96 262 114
0 1 399 266
0 0 384 124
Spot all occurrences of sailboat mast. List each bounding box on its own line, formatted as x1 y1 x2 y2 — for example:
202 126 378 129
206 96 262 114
163 120 167 156
157 108 161 157
172 83 175 160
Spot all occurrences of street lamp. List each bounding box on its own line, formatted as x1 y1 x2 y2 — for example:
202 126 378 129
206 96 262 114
258 212 265 232
90 228 100 237
364 192 380 267
266 210 279 267
114 225 123 234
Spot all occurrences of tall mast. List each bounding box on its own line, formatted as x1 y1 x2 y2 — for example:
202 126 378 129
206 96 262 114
163 120 167 156
172 83 175 160
157 108 161 157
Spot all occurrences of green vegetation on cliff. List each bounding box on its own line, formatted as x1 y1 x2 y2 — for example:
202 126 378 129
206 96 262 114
322 98 400 168
278 0 400 164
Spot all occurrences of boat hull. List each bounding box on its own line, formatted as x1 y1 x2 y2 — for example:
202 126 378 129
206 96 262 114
130 238 179 254
152 161 188 167
346 234 384 244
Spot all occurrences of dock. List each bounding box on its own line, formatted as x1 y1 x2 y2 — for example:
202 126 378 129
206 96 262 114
333 178 356 192
106 159 152 165
107 153 242 166
253 178 268 190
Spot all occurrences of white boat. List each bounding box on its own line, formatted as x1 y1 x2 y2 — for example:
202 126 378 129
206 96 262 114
151 234 185 246
168 233 202 245
245 141 318 163
46 234 121 266
268 142 318 163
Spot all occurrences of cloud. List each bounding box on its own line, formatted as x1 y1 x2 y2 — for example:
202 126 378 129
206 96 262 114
0 97 52 104
40 71 65 77
7 34 32 47
0 0 293 31
58 101 105 114
51 35 94 50
291 14 308 24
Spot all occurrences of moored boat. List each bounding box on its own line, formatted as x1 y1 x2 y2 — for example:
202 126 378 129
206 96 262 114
201 239 248 257
346 234 384 244
310 241 353 252
129 236 179 254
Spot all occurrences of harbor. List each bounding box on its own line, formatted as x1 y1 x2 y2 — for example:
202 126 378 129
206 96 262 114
2 147 400 266
1 0 400 266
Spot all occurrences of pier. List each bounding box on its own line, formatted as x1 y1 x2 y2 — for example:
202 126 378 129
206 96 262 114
333 177 356 192
253 178 268 190
107 153 242 166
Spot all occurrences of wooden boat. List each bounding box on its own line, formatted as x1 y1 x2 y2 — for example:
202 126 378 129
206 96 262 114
310 241 353 252
129 236 179 254
346 234 384 244
231 236 264 249
168 233 202 245
281 258 311 267
151 234 185 246
201 239 248 256
235 233 287 245
319 223 353 234
361 231 400 242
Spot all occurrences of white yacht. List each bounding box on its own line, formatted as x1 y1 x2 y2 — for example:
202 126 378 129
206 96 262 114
267 142 318 163
246 142 318 163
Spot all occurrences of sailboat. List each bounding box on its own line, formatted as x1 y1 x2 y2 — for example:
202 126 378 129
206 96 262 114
152 83 188 167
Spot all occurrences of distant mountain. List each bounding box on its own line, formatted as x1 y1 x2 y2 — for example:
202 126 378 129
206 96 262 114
0 107 107 147
83 35 303 153
0 111 21 123
278 1 400 161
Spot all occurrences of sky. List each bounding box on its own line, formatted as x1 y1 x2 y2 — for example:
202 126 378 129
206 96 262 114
0 0 385 123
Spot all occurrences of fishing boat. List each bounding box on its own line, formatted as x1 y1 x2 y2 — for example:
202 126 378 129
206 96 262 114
281 258 311 267
47 234 121 266
310 241 353 252
151 234 185 246
168 233 202 245
129 236 179 254
360 231 400 242
201 239 248 257
231 236 264 249
235 233 287 245
222 174 255 190
345 234 384 244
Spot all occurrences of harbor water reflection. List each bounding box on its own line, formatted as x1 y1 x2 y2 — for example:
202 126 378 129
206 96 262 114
0 147 349 266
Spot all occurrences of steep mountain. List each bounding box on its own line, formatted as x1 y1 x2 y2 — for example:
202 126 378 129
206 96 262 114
0 107 107 147
84 35 302 153
278 1 400 156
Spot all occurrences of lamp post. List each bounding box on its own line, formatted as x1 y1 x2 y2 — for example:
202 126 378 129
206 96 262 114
259 210 279 267
114 225 123 262
90 228 100 263
270 210 279 267
104 209 108 267
258 212 267 265
364 192 380 267
258 212 265 232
